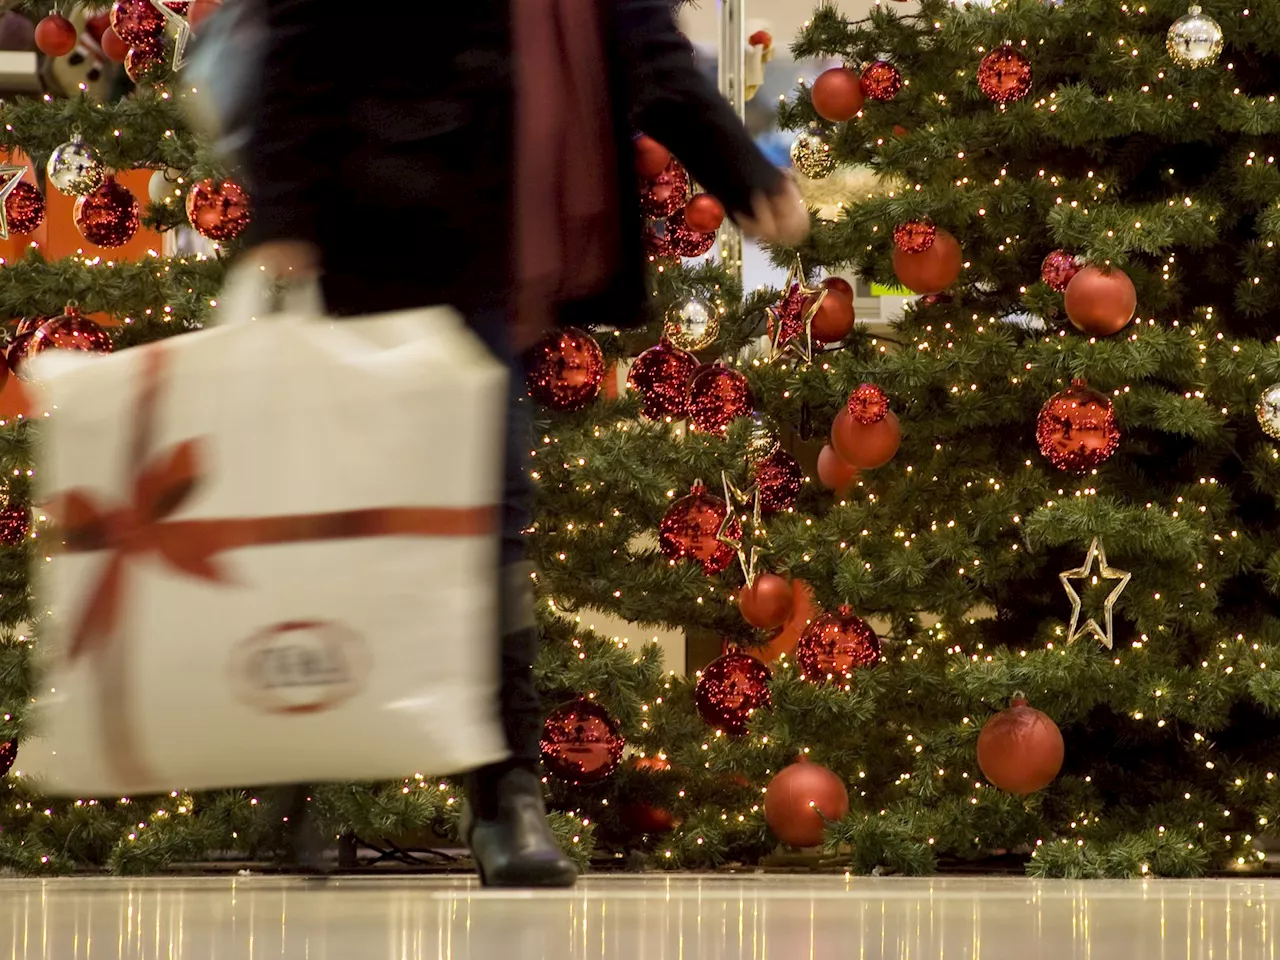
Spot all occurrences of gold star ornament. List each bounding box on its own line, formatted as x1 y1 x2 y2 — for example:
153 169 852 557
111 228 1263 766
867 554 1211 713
717 471 767 586
0 164 30 241
149 0 192 71
1059 538 1131 650
768 257 827 363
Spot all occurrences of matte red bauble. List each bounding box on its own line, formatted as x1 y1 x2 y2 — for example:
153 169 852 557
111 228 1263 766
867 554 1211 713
694 651 772 735
976 696 1064 795
686 363 753 434
639 158 689 219
628 339 699 419
831 395 900 469
860 60 902 101
110 0 164 45
526 327 605 411
1037 380 1120 473
101 26 129 62
795 606 880 682
124 38 166 82
821 276 854 301
811 66 864 122
764 759 849 848
754 447 802 514
1040 249 1080 293
658 482 737 575
620 802 675 835
0 504 28 545
1064 265 1137 337
808 290 854 344
189 0 222 29
540 698 625 784
892 228 962 294
684 193 725 233
35 14 78 56
893 220 936 254
817 444 858 494
977 46 1033 103
4 181 45 235
29 308 113 357
73 176 139 247
739 573 794 630
634 134 672 180
185 178 252 241
667 209 716 258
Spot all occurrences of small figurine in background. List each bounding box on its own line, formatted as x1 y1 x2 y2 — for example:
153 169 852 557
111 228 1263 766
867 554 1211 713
744 22 774 101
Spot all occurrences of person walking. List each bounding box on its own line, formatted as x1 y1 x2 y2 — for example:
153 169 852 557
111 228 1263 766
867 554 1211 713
241 0 809 888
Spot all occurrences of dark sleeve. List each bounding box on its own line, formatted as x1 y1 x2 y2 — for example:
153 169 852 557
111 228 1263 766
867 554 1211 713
243 0 342 246
613 0 784 219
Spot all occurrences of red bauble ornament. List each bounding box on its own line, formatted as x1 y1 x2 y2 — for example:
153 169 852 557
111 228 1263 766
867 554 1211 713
0 503 28 545
642 222 675 264
540 698 625 784
0 740 15 777
1064 265 1137 337
4 181 45 235
739 573 794 630
847 383 890 424
764 759 849 848
892 228 962 294
35 14 78 56
684 193 725 233
808 290 854 344
14 317 48 336
978 47 1032 103
639 158 689 219
125 39 167 82
74 176 140 248
189 0 222 28
893 220 936 254
620 756 675 834
1040 249 1080 293
860 60 902 101
817 444 859 494
659 482 737 575
1037 380 1120 473
667 209 716 258
831 407 900 469
6 332 34 378
634 134 672 180
686 363 753 434
101 26 129 62
628 339 699 419
754 447 802 514
29 308 113 358
811 66 864 122
821 276 854 301
526 327 605 411
110 0 165 44
186 178 252 241
694 651 771 735
795 606 880 682
976 696 1064 795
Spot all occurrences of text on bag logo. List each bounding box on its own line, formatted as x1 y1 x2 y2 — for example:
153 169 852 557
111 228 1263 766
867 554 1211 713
230 621 370 714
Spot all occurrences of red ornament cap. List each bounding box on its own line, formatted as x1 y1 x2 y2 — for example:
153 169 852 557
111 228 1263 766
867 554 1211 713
847 383 890 424
893 220 936 254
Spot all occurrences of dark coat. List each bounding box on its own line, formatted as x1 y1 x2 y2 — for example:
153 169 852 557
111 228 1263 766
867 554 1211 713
245 0 782 323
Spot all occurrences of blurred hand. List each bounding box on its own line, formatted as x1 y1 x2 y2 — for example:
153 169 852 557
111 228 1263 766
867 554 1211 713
739 179 810 246
243 240 321 280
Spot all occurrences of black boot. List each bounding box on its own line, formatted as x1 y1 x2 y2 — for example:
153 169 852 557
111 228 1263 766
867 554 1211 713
461 765 578 888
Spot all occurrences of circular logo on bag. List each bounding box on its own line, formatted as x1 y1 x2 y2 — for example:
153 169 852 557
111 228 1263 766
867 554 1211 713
229 621 370 714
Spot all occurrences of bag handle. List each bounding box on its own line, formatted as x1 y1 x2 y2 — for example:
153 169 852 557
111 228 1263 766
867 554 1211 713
217 261 325 326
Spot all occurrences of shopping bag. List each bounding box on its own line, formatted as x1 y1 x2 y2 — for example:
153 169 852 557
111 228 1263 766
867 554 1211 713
23 269 510 795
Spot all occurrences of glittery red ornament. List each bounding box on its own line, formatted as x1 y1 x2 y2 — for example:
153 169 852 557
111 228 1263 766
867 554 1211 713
811 66 864 122
124 38 166 82
1036 380 1120 472
1064 265 1137 337
767 283 809 349
808 291 854 344
892 228 962 294
754 448 802 514
526 327 605 411
976 696 1064 795
686 363 753 434
35 13 78 56
74 176 139 248
893 220 936 254
634 134 672 180
817 444 858 494
0 740 15 776
683 193 725 233
14 316 47 336
101 26 129 62
540 698 625 784
642 222 675 264
764 758 849 847
639 158 689 219
1040 249 1080 293
694 650 771 735
847 383 890 424
0 503 28 545
29 308 113 358
110 0 164 45
4 181 45 235
795 607 880 682
186 178 252 241
977 46 1032 103
831 407 900 470
6 332 34 378
860 60 902 101
658 482 737 575
739 572 794 630
667 209 716 258
628 339 699 420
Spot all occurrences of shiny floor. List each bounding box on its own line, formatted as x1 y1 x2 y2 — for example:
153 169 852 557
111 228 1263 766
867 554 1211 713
0 873 1275 959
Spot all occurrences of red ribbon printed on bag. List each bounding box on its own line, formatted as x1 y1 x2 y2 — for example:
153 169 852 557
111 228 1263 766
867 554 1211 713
43 345 498 787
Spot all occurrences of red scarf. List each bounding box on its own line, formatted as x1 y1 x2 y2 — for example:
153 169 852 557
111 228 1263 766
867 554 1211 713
513 0 619 348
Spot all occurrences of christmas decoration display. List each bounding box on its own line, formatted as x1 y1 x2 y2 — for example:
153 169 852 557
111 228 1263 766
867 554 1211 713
893 220 936 254
753 447 802 514
764 759 849 848
976 696 1064 796
664 296 720 352
185 178 251 241
817 444 858 494
693 651 771 735
28 308 113 358
1040 249 1081 293
111 0 164 44
738 572 794 630
125 39 166 83
525 327 604 411
35 14 78 56
1064 265 1137 336
628 339 698 420
977 46 1033 103
0 740 15 777
684 194 725 234
686 363 752 434
831 385 900 469
540 698 625 784
790 127 836 179
1256 384 1280 439
639 158 689 219
634 134 671 179
768 259 827 361
659 482 737 575
1166 5 1224 69
46 136 105 196
666 210 716 258
1059 538 1131 650
860 60 902 101
794 607 880 683
892 228 962 294
2 180 44 237
74 176 140 248
717 472 765 584
1036 380 1120 473
0 503 28 545
811 66 863 122
808 289 854 344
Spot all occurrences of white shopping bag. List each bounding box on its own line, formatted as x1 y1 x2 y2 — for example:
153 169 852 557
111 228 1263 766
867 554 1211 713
24 268 510 795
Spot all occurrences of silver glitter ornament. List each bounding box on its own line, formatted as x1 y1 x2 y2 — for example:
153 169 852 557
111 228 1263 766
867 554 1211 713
1166 5 1224 70
663 296 720 352
790 127 835 180
46 135 105 196
1257 384 1280 440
